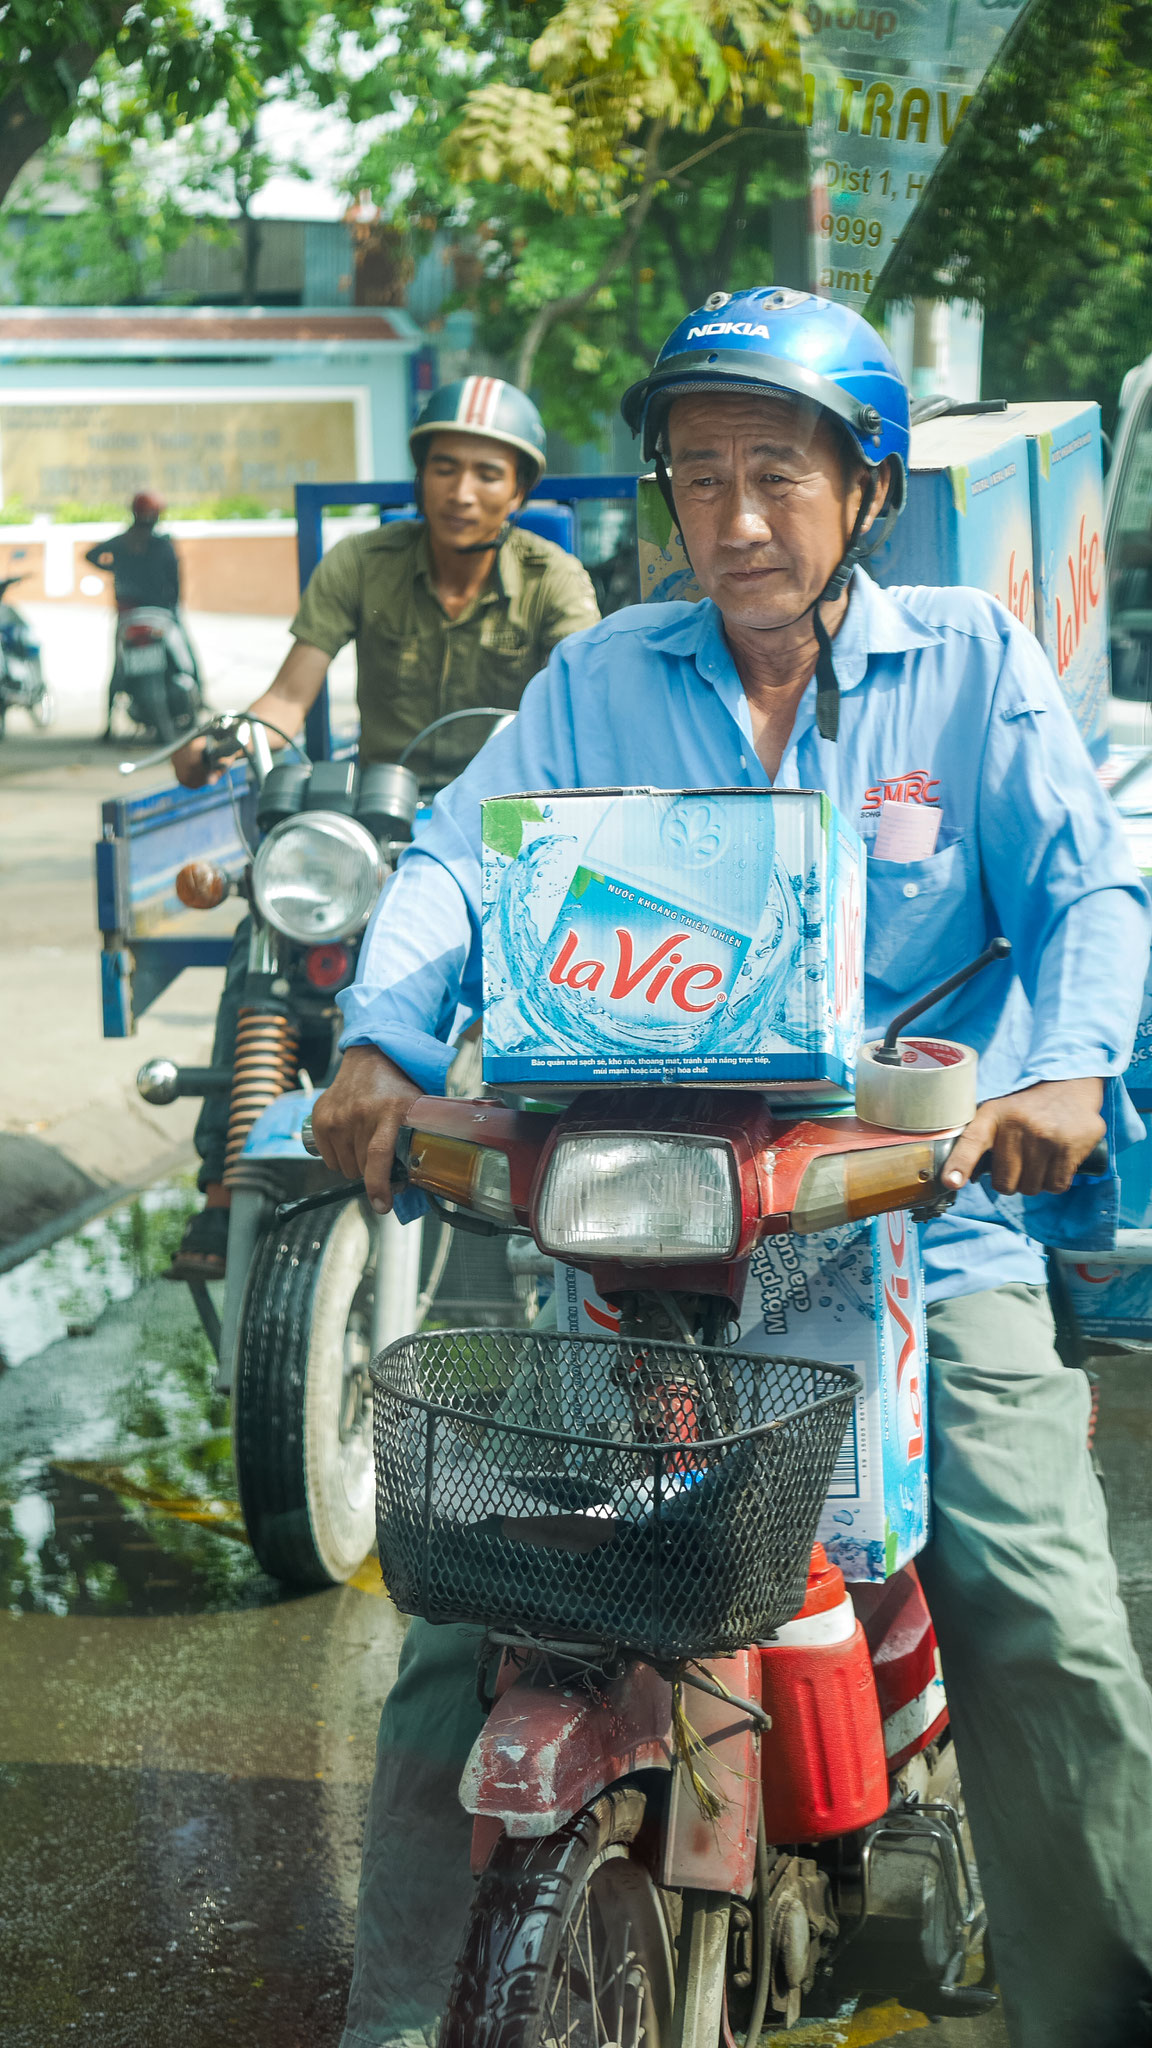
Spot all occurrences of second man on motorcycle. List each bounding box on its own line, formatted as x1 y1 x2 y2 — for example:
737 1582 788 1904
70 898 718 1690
167 378 600 1277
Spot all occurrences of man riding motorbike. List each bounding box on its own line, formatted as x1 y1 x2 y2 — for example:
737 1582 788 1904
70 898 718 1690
312 289 1152 2048
165 378 600 1279
87 491 201 722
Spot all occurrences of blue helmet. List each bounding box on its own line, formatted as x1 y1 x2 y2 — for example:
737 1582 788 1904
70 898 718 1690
621 290 912 744
621 287 909 512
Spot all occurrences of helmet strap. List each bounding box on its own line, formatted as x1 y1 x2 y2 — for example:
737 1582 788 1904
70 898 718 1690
659 454 895 746
812 474 894 743
454 522 511 555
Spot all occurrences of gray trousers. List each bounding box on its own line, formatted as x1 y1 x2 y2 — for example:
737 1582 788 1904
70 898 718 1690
341 1284 1152 2048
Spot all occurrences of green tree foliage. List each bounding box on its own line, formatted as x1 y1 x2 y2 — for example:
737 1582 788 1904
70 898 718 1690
878 0 1152 425
5 66 209 304
0 0 380 213
349 1 807 439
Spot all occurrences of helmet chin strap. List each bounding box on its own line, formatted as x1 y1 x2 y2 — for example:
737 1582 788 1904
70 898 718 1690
656 455 895 744
453 522 512 556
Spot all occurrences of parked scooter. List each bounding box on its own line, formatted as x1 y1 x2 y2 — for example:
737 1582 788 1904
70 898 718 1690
124 705 522 1589
315 939 1104 2041
0 574 52 737
106 605 204 745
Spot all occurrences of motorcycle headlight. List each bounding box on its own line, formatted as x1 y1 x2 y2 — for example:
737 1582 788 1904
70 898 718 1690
789 1139 954 1234
534 1133 740 1261
252 812 385 944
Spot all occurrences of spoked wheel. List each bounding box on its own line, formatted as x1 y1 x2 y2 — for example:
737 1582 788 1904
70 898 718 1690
233 1196 378 1587
442 1788 675 2048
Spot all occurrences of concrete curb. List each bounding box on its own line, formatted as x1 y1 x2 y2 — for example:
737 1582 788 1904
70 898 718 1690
0 1132 197 1274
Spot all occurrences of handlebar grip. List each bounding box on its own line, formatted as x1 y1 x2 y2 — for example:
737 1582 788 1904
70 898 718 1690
967 1136 1110 1182
1077 1138 1111 1179
301 1114 321 1157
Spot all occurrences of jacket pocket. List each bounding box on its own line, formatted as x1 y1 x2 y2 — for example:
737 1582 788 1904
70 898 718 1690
866 839 981 997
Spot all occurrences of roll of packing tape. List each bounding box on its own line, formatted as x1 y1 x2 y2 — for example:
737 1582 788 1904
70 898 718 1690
855 1037 978 1132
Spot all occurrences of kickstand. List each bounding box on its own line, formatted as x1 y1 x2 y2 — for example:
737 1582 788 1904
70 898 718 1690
187 1277 222 1360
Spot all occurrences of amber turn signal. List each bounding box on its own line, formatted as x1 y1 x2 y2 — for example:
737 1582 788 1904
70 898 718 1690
176 859 230 911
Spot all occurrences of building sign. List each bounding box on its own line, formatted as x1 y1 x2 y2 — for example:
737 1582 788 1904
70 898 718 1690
801 1 1033 310
0 396 360 513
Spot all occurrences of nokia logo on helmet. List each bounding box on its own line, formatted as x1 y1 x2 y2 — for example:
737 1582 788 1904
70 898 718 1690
686 320 771 341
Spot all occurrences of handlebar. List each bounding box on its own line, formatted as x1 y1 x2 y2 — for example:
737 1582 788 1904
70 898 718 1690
118 710 285 783
397 705 515 767
300 1112 1111 1185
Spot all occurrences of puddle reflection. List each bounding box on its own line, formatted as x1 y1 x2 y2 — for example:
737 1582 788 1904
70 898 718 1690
0 1178 280 1616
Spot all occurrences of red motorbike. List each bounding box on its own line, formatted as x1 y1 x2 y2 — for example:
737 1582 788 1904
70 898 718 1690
298 933 1070 2043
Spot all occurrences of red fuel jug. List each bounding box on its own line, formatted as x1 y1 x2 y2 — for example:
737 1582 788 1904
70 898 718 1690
758 1545 889 1841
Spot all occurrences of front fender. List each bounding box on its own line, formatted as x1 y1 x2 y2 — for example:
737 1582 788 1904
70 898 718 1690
462 1650 763 1896
460 1661 673 1840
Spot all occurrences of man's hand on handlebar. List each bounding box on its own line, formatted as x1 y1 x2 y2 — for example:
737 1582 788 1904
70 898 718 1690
310 1047 423 1213
942 1078 1106 1197
172 731 243 788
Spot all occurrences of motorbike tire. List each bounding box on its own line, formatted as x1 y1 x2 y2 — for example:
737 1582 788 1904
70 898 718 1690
233 1196 377 1588
30 663 54 728
136 672 178 745
441 1787 676 2048
167 670 203 735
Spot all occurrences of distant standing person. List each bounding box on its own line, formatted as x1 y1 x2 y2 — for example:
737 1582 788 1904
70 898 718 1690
87 493 201 733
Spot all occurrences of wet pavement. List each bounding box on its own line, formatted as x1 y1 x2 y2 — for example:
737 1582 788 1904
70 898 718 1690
1 1182 1149 2047
0 1180 406 2048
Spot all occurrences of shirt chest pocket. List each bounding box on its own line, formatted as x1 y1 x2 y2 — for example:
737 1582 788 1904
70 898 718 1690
866 838 983 996
476 620 536 707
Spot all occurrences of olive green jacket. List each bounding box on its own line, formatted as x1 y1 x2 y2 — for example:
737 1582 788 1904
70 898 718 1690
290 520 601 787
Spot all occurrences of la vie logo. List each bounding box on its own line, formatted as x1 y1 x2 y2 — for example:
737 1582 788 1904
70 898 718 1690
1055 515 1102 677
883 1210 924 1462
548 923 727 1015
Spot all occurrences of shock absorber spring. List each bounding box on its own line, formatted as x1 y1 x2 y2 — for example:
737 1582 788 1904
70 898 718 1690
223 1006 301 1184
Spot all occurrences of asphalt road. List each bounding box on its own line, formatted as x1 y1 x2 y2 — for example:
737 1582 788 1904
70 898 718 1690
2 1182 1151 2046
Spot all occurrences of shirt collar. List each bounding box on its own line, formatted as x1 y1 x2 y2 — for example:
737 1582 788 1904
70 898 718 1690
829 568 944 690
408 519 509 606
652 567 944 697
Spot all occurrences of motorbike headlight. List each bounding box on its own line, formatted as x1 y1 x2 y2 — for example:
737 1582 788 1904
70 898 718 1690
789 1139 954 1234
535 1133 740 1261
252 812 385 944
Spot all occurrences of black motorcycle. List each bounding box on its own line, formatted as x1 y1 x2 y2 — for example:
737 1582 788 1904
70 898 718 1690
122 706 536 1587
0 575 53 738
106 605 204 745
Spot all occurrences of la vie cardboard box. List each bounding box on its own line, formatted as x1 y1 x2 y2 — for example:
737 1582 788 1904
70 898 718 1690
741 1213 931 1582
871 414 1036 633
872 404 1110 760
554 1212 931 1584
481 787 864 1094
1051 1113 1152 1341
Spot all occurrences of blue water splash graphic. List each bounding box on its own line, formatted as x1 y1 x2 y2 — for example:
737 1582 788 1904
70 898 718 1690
483 822 832 1066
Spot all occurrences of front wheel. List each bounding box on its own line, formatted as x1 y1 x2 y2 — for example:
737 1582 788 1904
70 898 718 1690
233 1196 377 1587
441 1787 675 2048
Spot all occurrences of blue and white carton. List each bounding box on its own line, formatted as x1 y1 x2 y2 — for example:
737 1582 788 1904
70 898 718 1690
872 405 1110 760
740 1212 931 1582
555 1210 931 1583
481 788 865 1094
1019 401 1110 761
871 414 1036 634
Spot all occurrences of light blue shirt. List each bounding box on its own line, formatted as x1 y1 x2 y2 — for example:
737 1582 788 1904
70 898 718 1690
340 570 1149 1303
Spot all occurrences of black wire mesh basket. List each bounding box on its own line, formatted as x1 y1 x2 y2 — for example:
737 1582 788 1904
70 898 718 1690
370 1328 860 1663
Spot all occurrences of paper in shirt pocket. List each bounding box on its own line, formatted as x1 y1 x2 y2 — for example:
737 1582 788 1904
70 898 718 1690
866 838 980 996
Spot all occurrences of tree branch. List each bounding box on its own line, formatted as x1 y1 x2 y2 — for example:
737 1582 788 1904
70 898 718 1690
514 120 668 390
0 15 131 208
